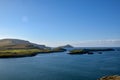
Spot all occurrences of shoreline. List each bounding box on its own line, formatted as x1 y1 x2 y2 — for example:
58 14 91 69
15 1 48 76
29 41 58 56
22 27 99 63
0 48 66 58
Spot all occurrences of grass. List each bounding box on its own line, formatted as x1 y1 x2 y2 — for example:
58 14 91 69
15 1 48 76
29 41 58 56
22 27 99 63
0 48 66 58
0 49 44 58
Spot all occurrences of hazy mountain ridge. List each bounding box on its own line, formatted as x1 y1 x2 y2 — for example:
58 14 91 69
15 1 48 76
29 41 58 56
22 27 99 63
59 44 74 48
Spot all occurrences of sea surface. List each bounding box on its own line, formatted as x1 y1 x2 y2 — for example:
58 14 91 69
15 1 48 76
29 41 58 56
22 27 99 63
0 48 120 80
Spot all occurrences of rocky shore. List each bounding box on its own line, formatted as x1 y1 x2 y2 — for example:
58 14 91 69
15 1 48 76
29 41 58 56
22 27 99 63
98 75 120 80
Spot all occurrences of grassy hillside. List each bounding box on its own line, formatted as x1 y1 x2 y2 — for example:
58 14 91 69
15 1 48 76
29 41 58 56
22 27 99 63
0 49 43 58
0 39 48 49
0 48 66 58
0 39 67 58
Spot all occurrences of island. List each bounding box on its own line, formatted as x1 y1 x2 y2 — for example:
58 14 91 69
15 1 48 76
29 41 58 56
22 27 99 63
59 44 74 49
69 48 114 54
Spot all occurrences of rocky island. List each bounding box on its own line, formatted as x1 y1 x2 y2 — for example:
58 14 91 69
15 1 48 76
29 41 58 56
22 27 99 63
69 48 114 54
59 44 74 49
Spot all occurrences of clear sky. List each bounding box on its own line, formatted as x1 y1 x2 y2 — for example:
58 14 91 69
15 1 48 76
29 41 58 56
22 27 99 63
0 0 120 47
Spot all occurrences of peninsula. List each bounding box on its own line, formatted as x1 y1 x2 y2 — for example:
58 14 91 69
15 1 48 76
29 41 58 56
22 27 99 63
0 39 66 58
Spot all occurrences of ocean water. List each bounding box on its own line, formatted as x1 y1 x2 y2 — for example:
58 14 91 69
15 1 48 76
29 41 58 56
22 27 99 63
0 50 120 80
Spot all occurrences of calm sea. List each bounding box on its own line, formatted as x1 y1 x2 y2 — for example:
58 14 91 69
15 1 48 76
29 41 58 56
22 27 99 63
0 49 120 80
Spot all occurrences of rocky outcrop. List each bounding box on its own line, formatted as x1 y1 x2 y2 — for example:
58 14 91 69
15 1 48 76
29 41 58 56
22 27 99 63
98 75 120 80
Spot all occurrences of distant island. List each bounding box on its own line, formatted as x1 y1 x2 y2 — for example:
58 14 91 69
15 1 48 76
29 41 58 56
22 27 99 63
0 39 66 58
69 48 114 54
59 44 74 49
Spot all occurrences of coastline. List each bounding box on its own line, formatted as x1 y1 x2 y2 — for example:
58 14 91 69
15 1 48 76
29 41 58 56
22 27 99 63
0 48 66 58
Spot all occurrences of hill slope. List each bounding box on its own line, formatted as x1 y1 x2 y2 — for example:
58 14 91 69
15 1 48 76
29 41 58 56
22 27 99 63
0 39 48 49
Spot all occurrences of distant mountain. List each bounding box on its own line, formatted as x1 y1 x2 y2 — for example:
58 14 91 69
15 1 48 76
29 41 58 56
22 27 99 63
59 44 74 48
0 39 49 49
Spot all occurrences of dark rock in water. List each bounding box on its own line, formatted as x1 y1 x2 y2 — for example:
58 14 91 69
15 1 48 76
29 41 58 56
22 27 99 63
98 52 102 54
87 52 94 54
115 48 120 51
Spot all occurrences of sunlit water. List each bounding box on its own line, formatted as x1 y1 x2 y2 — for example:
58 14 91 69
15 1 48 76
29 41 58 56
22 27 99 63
0 50 120 80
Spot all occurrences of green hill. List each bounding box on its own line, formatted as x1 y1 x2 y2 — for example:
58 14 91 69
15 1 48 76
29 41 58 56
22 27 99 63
0 39 48 50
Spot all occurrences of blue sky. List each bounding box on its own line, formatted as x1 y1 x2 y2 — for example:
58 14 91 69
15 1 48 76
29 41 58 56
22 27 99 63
0 0 120 47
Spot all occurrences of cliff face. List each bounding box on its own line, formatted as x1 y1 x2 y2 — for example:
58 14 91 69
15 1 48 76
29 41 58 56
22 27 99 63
0 39 48 49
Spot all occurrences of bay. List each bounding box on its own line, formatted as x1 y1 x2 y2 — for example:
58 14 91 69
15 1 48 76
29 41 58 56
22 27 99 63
0 50 120 80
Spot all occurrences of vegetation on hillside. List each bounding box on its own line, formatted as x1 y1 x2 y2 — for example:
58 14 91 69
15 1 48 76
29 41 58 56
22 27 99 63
0 48 66 58
0 49 42 58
